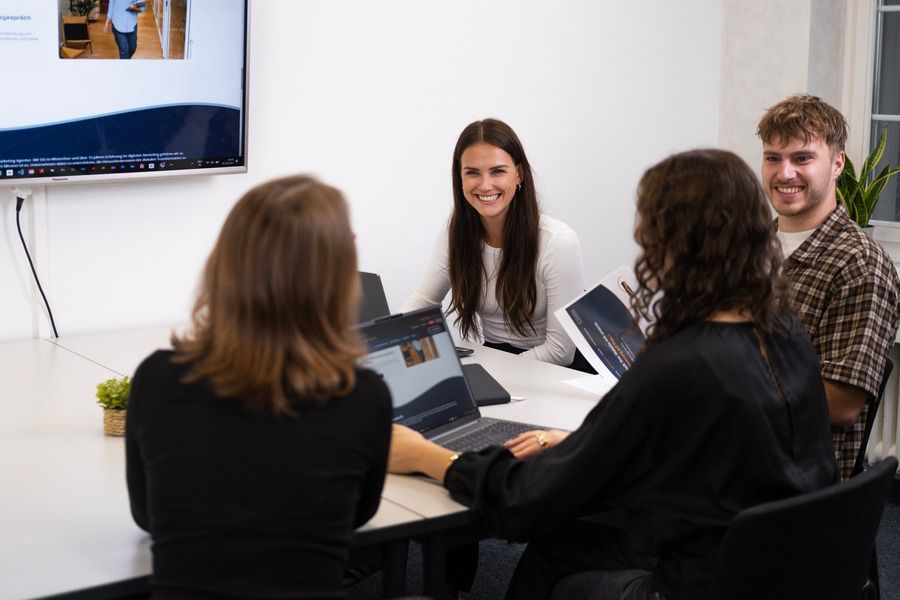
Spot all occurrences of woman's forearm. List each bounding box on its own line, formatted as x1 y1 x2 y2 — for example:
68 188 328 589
418 442 458 481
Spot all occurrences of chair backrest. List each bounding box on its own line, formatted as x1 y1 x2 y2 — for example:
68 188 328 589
710 456 897 600
62 15 90 44
852 358 894 477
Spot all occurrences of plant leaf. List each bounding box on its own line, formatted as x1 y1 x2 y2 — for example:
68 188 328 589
863 177 888 218
844 193 859 223
837 174 857 206
835 130 898 226
95 376 132 409
837 155 859 218
877 166 900 179
861 129 888 184
863 166 900 214
842 154 858 183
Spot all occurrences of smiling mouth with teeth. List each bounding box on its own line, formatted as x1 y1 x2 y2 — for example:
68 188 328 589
476 194 501 202
775 185 804 194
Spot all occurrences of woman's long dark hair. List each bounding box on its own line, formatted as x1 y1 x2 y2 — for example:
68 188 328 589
633 149 790 343
448 118 540 339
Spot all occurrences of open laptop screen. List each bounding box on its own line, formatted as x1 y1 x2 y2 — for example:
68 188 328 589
358 306 477 433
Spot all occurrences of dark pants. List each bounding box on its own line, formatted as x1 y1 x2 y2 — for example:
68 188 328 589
483 341 598 375
504 516 662 600
112 25 138 59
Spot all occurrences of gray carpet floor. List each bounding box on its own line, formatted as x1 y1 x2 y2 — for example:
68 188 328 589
347 538 523 599
349 477 900 599
877 477 900 600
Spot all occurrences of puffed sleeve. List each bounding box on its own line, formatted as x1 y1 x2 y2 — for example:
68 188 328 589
444 372 657 541
521 222 584 366
400 224 452 312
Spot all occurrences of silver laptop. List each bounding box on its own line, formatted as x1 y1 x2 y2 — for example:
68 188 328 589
358 305 542 452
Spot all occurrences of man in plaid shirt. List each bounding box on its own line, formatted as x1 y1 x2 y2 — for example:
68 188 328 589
757 94 900 480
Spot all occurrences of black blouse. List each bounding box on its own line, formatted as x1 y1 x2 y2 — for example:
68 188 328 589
126 350 392 598
445 320 836 599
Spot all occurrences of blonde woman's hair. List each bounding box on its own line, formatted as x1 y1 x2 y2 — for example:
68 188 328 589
172 175 363 414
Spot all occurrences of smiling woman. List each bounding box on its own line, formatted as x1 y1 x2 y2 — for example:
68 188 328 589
459 141 522 243
402 118 590 371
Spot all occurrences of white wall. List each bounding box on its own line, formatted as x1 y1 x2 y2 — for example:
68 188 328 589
719 0 848 171
1 0 723 342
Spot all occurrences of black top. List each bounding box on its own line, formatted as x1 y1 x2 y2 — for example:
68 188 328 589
126 350 392 598
445 320 836 600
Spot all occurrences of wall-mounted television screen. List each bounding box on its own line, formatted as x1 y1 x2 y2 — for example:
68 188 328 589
0 0 248 185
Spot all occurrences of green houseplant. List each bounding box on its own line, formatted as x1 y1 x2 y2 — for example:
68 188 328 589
69 0 98 17
96 376 131 436
837 129 900 228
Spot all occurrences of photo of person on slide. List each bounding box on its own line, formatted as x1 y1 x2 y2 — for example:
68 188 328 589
104 0 145 59
59 1 190 61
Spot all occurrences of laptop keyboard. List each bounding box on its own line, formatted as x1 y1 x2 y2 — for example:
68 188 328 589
443 420 536 453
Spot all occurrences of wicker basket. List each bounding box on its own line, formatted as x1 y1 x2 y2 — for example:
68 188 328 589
103 409 127 436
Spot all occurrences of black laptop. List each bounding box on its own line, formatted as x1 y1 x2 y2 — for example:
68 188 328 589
358 271 391 323
358 306 541 452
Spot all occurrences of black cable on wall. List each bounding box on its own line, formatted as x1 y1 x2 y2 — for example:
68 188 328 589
15 193 59 338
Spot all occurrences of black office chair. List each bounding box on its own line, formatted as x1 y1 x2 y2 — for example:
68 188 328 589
710 456 897 600
852 358 893 478
853 358 893 600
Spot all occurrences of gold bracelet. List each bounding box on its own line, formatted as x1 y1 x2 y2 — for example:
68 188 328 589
448 453 460 464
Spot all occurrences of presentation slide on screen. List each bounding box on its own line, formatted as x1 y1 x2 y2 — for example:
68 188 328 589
0 0 246 179
361 326 461 411
360 314 475 433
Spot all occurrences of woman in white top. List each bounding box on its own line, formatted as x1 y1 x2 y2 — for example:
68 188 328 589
403 118 588 370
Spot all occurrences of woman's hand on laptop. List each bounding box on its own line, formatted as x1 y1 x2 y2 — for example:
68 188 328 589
388 424 457 481
505 429 569 458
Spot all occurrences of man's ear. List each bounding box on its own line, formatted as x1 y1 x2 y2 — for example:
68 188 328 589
833 150 846 179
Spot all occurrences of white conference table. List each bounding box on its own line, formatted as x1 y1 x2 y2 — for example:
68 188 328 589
1 332 424 599
0 337 152 600
2 326 600 599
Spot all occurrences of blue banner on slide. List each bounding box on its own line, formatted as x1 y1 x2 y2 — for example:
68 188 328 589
0 104 241 162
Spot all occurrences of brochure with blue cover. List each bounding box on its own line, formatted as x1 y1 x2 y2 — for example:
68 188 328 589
555 266 652 396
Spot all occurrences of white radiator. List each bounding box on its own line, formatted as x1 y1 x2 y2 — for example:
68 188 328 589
868 231 900 472
866 345 900 471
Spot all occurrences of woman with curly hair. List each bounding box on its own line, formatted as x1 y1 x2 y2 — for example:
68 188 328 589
389 149 836 600
402 118 589 370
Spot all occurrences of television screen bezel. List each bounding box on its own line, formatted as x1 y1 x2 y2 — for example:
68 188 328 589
1 0 250 187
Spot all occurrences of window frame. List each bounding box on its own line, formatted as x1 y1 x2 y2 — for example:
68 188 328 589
853 1 900 229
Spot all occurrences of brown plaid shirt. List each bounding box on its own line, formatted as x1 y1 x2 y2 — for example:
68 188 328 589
780 204 900 480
